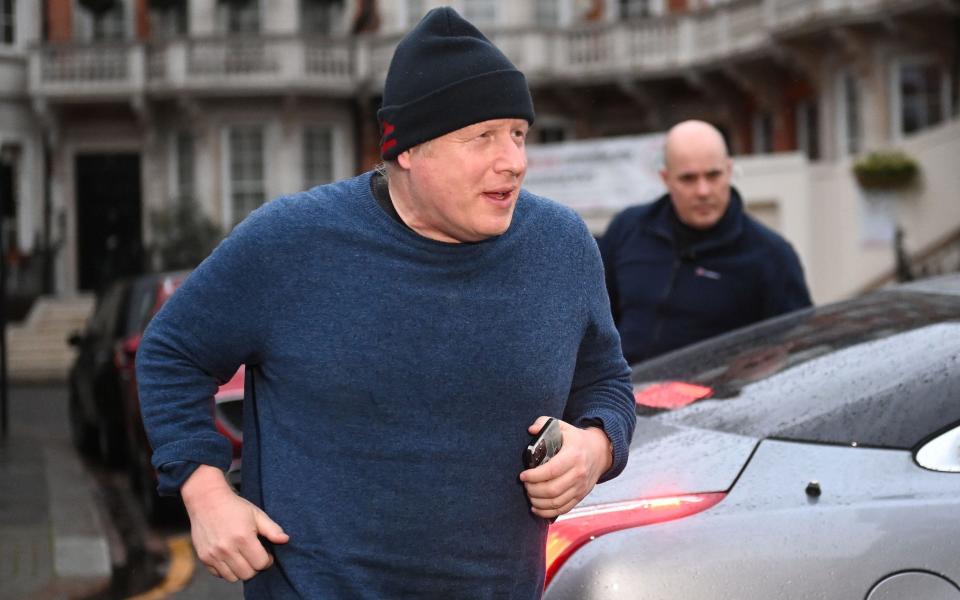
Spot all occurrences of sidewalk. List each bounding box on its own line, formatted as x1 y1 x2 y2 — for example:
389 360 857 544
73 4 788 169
0 383 116 600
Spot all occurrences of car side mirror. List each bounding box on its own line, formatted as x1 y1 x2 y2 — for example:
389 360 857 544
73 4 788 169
916 425 960 473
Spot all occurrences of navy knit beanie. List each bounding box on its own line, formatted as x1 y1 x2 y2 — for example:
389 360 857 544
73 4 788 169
377 7 535 160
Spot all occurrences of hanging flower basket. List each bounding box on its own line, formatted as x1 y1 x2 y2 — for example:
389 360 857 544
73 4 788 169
853 150 919 190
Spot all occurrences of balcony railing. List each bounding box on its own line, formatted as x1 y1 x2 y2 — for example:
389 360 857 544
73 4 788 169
27 0 924 101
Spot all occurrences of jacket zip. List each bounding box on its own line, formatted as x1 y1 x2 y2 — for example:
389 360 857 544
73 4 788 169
651 256 682 347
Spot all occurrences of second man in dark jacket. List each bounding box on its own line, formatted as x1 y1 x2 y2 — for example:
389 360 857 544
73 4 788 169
599 120 812 365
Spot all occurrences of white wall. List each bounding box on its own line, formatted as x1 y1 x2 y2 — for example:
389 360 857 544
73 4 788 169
734 152 814 297
808 118 960 302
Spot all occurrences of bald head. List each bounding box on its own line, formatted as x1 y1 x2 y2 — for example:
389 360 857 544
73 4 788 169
659 120 733 230
663 120 729 170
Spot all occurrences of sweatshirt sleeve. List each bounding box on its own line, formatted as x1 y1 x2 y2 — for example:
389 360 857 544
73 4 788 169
563 223 637 483
136 204 276 495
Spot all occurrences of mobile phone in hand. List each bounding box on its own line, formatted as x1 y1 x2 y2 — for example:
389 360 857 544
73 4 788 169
523 418 563 469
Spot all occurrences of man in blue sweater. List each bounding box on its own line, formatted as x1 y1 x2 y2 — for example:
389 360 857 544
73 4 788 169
136 7 635 599
599 120 812 365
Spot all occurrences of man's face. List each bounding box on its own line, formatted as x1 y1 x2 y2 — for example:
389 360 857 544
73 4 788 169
397 118 528 243
660 145 733 230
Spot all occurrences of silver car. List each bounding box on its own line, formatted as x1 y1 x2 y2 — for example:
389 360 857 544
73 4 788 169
545 274 960 599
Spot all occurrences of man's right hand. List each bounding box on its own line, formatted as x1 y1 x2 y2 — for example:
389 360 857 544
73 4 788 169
180 464 290 582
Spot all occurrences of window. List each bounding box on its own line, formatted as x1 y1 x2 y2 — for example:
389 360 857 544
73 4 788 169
301 0 344 34
535 0 560 26
620 0 652 19
537 125 568 144
899 60 946 135
796 101 820 161
219 0 260 34
228 126 265 226
752 112 773 154
461 0 497 27
303 127 334 189
839 71 861 155
88 1 126 41
0 0 14 44
150 2 188 38
174 132 194 202
406 0 427 27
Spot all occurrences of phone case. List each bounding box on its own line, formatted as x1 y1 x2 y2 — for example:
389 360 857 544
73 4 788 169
523 418 563 468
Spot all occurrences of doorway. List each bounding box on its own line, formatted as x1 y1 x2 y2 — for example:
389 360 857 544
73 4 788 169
75 153 143 291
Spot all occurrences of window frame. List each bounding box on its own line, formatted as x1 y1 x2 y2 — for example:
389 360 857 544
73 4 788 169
73 0 132 41
0 0 14 45
302 125 335 190
217 0 262 34
889 54 952 140
835 69 862 156
795 100 820 161
221 124 266 228
458 0 498 28
300 0 346 34
169 131 195 204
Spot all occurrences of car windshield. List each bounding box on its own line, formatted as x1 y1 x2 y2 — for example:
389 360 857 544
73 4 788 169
630 289 960 449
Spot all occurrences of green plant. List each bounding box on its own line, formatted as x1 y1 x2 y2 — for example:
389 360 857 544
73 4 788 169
853 150 919 190
149 197 224 271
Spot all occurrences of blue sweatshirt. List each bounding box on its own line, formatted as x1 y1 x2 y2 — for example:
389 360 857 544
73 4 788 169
136 172 636 599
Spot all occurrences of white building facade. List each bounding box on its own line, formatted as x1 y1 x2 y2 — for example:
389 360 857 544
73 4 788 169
12 0 960 302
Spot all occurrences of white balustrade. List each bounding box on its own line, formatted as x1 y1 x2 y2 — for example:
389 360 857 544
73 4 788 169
27 0 919 100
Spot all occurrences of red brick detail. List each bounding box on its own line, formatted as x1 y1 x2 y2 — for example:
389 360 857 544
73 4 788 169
45 0 72 42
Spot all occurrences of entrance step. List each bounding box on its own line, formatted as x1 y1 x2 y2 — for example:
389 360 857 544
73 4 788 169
7 295 95 383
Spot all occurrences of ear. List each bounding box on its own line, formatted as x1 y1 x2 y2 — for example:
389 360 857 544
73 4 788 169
397 149 414 170
658 168 669 187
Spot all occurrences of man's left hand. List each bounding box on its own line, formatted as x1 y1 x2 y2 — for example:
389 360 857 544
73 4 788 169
519 417 613 520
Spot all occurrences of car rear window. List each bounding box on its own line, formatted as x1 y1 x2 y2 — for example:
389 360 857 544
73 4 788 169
630 290 960 450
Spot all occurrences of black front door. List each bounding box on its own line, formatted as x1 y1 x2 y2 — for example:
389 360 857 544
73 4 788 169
75 153 143 291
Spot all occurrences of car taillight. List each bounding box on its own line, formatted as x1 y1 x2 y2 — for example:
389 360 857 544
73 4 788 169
544 492 726 589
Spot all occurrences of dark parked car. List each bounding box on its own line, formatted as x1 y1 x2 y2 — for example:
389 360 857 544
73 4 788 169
544 274 960 599
68 270 243 522
68 271 190 465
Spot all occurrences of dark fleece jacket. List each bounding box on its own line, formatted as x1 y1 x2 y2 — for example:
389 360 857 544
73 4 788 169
599 187 812 364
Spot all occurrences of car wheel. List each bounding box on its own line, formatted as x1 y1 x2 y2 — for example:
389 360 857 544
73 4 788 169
69 389 99 457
